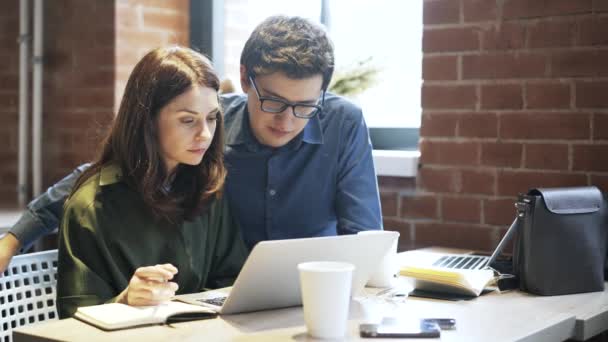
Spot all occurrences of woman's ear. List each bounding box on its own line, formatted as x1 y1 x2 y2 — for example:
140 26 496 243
239 65 250 93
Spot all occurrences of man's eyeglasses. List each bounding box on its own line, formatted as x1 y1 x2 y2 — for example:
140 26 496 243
249 75 325 119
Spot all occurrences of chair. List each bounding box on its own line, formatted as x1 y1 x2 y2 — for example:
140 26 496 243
0 250 58 342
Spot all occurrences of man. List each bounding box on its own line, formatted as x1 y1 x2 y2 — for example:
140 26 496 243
0 15 382 273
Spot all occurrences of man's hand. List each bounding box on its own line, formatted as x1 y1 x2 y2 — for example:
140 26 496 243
0 233 22 274
116 264 179 306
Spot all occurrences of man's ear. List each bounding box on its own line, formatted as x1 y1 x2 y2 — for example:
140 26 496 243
239 65 250 93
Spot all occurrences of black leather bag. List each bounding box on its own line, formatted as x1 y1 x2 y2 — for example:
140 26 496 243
511 186 607 296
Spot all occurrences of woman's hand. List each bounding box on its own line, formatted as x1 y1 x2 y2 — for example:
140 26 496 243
117 263 179 306
0 233 21 274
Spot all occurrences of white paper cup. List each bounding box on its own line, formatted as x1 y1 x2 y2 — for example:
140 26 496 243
358 230 400 288
298 261 355 339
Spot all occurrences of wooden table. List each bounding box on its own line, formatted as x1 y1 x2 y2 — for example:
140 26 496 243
14 282 608 341
12 250 608 341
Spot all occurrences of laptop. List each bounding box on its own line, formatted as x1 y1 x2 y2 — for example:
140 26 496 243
401 218 518 271
176 232 399 314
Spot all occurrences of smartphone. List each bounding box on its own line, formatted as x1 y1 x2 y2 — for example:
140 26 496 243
360 319 441 338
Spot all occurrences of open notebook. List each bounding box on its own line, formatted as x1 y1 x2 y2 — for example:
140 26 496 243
399 219 517 297
74 302 216 331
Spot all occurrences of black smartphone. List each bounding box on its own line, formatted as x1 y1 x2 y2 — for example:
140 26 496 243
360 319 441 338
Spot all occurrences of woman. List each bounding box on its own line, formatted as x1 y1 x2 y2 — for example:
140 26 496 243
57 46 248 318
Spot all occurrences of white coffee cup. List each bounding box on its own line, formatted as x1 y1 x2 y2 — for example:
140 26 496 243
358 230 400 288
298 261 355 339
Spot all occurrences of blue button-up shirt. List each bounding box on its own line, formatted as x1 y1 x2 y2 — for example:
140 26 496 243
222 93 382 248
9 94 382 250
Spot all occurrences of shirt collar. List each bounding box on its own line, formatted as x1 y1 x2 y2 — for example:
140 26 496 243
99 163 123 186
225 102 324 150
301 115 323 145
225 104 257 147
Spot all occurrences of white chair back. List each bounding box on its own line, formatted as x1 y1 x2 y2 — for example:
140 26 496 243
0 250 58 342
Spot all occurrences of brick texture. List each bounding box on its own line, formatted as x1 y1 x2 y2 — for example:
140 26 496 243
591 174 608 193
503 0 592 19
441 196 481 223
526 82 571 109
595 114 608 140
459 112 498 138
524 143 570 170
400 194 438 219
527 19 577 48
480 142 523 167
484 198 517 225
572 145 608 171
423 55 458 81
422 85 477 109
420 113 458 137
462 53 547 79
594 0 608 12
500 113 590 140
423 0 460 25
462 0 497 22
419 140 480 166
551 50 608 77
480 84 523 109
417 167 460 193
115 0 189 108
414 223 496 252
460 168 495 195
576 81 608 108
480 22 526 51
380 192 398 218
497 171 587 196
423 27 480 53
578 16 608 46
0 0 189 205
392 1 608 252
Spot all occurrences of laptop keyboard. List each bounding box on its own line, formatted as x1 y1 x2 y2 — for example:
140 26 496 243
432 255 488 270
198 296 227 307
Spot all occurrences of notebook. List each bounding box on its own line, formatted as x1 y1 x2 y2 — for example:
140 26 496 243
176 232 398 314
74 301 216 331
399 219 517 297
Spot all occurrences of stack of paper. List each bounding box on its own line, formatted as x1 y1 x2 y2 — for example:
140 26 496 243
400 266 496 297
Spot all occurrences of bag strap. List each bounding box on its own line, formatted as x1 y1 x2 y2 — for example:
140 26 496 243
487 217 520 267
488 197 532 291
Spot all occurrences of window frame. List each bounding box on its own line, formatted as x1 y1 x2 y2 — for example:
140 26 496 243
189 0 420 176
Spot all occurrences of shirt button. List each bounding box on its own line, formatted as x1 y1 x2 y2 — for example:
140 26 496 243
269 189 276 196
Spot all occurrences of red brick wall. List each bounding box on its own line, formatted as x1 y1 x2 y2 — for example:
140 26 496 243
44 0 115 185
0 1 21 205
115 0 189 110
382 0 608 252
0 0 189 206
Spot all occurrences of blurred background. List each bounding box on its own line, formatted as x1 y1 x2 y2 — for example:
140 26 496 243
0 0 607 253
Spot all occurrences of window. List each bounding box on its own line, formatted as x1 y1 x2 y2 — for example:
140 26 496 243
215 0 421 129
191 0 422 159
327 0 422 129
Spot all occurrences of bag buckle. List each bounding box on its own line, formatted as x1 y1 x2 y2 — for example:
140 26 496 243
515 195 531 218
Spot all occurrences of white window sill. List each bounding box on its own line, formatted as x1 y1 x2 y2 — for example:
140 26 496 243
373 149 420 178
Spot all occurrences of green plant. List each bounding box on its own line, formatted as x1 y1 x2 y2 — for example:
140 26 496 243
329 57 381 97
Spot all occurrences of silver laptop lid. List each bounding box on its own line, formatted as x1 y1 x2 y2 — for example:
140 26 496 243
220 231 398 314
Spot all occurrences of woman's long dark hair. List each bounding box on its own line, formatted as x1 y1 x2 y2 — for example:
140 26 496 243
73 46 225 223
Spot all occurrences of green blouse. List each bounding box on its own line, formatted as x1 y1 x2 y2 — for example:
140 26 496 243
57 164 248 318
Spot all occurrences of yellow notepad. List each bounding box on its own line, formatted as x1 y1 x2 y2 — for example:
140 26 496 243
400 266 496 297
